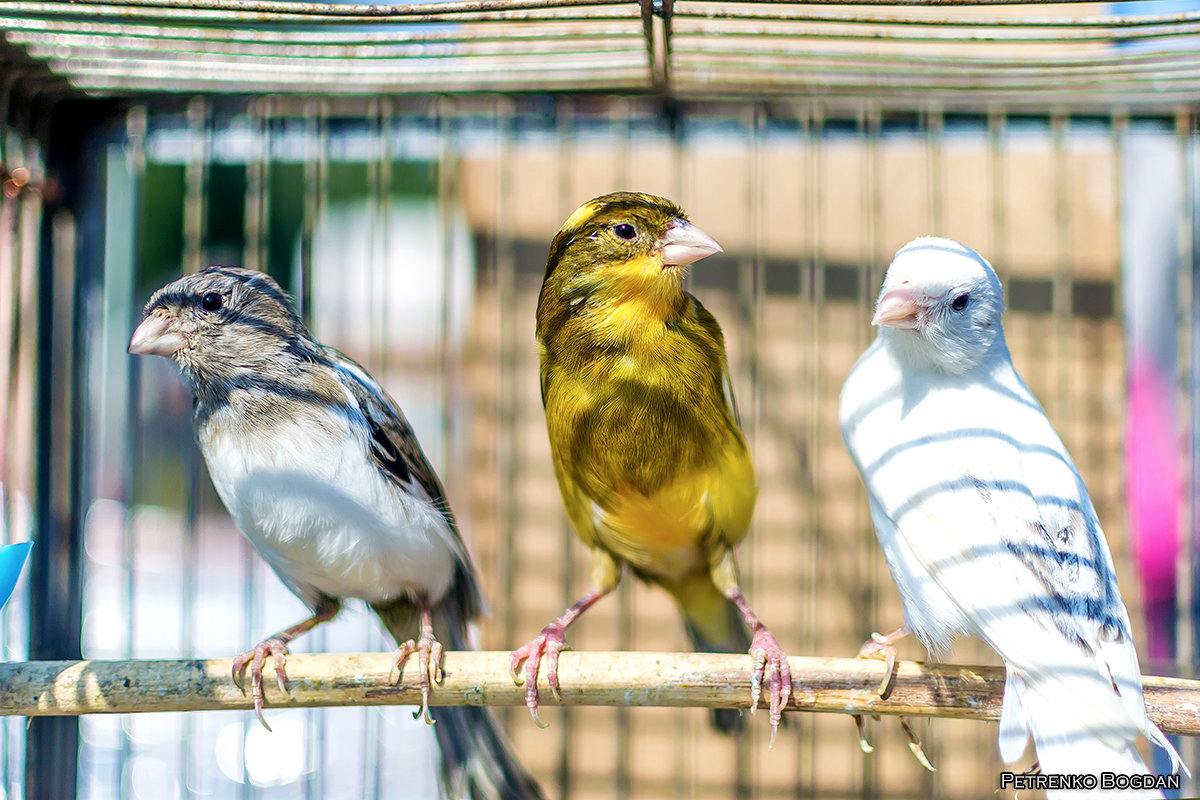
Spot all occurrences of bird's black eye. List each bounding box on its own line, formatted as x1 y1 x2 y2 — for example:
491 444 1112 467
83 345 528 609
613 223 637 240
200 292 223 312
950 293 970 312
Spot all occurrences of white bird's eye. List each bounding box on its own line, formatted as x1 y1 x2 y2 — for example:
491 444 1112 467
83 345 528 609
950 292 970 312
613 223 637 240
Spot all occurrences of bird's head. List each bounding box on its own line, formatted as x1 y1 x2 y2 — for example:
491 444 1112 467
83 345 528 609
873 237 1006 375
128 266 317 395
537 192 722 338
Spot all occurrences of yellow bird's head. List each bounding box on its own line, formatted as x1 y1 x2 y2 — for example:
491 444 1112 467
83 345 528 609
537 192 723 341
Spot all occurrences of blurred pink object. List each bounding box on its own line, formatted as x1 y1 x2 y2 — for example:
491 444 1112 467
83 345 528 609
1125 356 1180 662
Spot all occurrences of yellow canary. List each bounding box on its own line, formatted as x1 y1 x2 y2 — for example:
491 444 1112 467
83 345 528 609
510 192 791 740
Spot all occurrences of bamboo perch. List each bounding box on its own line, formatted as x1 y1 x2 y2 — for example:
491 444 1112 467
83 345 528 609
0 652 1197 736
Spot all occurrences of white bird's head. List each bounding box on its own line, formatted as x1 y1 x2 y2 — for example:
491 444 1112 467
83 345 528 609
872 237 1006 376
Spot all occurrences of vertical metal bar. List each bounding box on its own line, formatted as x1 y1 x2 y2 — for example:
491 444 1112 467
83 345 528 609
27 97 82 800
1051 112 1071 426
1180 109 1200 791
554 96 575 800
243 98 269 275
436 95 458 484
234 97 255 800
728 103 756 800
987 107 1007 279
0 102 17 800
799 99 823 800
183 98 208 275
493 95 518 735
298 96 328 800
363 95 389 800
1167 108 1189 679
368 97 389 375
751 98 768 778
609 95 633 800
117 104 147 800
927 103 945 236
180 93 210 800
297 99 326 325
1178 111 1199 793
922 104 945 798
859 100 882 800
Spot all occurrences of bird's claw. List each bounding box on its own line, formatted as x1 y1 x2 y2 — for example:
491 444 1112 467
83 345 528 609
853 630 929 769
856 632 899 700
393 629 445 726
232 637 291 732
508 623 570 728
748 626 791 747
854 713 875 754
899 717 935 772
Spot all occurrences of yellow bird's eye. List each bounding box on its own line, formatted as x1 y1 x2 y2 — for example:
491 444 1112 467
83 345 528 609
613 223 637 240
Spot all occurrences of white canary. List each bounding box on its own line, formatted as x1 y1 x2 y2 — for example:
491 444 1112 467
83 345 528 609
839 237 1185 795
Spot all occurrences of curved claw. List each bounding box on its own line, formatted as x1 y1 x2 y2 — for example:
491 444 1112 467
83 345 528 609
509 623 570 728
508 650 527 686
748 626 791 747
854 714 874 754
528 704 549 729
899 717 935 772
393 629 444 727
856 632 899 700
232 638 290 732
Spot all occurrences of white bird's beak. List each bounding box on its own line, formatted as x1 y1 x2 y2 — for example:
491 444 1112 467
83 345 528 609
872 284 923 329
128 314 185 357
661 220 723 267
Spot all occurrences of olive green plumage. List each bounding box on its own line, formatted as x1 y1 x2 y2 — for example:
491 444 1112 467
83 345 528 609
537 192 758 731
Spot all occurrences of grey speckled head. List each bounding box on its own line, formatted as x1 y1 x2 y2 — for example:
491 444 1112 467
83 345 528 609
129 266 323 401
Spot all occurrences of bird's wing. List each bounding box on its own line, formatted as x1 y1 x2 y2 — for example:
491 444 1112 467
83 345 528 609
862 368 1154 755
324 347 485 620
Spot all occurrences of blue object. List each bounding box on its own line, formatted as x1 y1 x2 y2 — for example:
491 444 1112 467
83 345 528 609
0 542 32 609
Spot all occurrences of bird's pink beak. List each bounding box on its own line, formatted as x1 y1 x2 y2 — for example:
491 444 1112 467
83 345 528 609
661 220 723 267
872 284 924 329
128 314 184 357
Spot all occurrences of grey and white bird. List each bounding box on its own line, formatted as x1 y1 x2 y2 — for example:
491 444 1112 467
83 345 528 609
129 266 543 800
839 238 1185 794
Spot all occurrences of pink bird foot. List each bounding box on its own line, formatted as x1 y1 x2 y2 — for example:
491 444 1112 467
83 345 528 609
508 622 570 729
855 627 906 700
852 626 933 771
393 624 444 726
233 637 290 732
748 625 792 746
231 600 340 732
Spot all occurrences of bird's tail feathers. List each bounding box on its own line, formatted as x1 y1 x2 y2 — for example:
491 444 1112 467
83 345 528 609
674 576 752 734
1001 672 1173 799
430 706 545 800
1144 722 1187 778
374 590 544 800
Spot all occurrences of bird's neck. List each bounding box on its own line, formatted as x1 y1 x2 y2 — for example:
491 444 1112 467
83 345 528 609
575 269 690 346
184 342 343 432
881 326 1008 378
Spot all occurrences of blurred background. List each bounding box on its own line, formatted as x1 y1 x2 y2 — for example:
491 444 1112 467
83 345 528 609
2 0 1199 798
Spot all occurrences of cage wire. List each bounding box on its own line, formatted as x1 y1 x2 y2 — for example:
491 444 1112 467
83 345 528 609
2 1 1200 799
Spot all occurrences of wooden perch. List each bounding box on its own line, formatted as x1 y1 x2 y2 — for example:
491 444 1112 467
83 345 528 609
0 652 1197 736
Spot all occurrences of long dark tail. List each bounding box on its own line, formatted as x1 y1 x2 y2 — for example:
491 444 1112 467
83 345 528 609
674 575 752 734
373 588 545 800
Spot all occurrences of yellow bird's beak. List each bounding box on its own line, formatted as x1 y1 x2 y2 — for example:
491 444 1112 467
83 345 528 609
661 220 723 268
128 313 185 357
